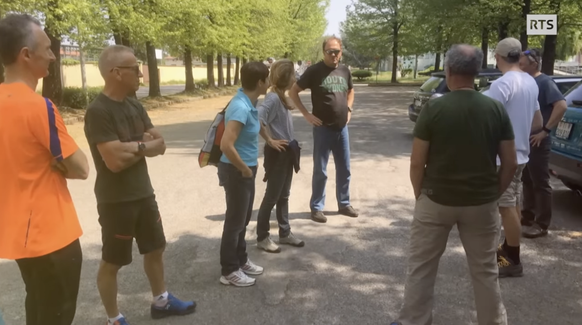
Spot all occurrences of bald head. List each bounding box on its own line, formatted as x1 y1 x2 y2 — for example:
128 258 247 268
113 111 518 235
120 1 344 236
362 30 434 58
445 44 483 77
98 45 135 78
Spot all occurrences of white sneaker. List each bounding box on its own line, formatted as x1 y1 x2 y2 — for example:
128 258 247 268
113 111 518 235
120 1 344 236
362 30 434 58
219 269 256 287
241 258 264 275
257 237 281 253
279 232 305 247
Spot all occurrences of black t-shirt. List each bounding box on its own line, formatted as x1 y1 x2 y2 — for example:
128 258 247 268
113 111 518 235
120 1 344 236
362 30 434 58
84 93 154 204
534 73 565 125
413 90 515 207
296 61 353 130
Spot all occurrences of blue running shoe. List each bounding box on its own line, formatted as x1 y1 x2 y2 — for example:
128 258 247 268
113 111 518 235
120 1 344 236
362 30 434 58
107 317 130 325
150 293 196 319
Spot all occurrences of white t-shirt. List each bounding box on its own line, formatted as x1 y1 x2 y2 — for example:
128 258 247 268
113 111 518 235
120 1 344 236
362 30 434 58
483 71 540 165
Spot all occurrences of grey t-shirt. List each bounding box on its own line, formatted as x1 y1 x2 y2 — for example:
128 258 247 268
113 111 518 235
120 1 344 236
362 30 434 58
535 73 565 125
257 92 295 141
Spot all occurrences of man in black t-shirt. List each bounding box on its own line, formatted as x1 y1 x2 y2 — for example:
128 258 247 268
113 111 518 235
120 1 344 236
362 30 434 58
84 45 195 325
519 49 567 238
289 36 358 223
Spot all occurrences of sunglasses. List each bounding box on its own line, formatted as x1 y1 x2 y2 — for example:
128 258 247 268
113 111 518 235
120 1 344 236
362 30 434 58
325 49 341 56
523 50 539 64
111 65 141 74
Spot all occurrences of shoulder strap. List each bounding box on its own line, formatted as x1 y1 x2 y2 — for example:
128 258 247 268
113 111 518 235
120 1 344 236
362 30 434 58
220 100 232 113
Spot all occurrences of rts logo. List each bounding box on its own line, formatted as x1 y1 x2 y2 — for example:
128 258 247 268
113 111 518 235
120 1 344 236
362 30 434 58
527 14 558 35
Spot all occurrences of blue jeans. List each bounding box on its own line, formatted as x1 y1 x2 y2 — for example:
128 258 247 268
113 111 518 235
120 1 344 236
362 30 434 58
310 125 351 211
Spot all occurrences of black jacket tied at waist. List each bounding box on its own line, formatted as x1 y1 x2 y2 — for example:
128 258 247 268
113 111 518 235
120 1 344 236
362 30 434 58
263 139 301 182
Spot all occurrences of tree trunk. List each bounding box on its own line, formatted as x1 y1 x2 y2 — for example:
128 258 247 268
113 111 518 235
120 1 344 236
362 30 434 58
434 53 441 72
542 35 557 75
481 27 489 69
413 54 418 79
242 57 248 65
0 59 4 84
234 56 241 85
80 46 88 108
207 54 215 87
217 53 224 87
391 22 399 83
184 46 195 92
541 0 560 76
226 55 232 86
146 41 161 97
520 0 531 50
498 20 510 41
42 26 63 105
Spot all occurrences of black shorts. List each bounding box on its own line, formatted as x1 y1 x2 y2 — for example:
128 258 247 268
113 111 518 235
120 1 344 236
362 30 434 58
97 195 166 266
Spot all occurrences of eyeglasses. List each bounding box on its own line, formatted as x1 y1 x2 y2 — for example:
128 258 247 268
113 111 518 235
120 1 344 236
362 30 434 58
325 49 341 56
111 65 141 74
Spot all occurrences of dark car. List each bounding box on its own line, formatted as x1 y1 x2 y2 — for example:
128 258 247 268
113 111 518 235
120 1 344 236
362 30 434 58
479 75 582 95
549 79 582 192
408 68 503 122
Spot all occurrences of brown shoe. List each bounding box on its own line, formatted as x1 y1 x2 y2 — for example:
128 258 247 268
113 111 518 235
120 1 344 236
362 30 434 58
338 206 358 218
311 211 327 223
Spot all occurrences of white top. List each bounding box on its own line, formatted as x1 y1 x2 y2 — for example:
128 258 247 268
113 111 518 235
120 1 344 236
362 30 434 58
483 71 540 165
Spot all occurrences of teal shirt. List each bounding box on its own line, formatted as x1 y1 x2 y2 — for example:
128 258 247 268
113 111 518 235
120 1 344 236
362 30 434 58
220 88 260 166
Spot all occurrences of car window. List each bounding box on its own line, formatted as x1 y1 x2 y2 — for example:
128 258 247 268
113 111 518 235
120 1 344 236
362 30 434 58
556 81 579 95
564 80 582 106
420 77 444 93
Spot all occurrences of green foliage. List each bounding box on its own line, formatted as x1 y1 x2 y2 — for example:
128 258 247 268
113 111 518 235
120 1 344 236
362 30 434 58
62 86 102 109
352 70 373 80
61 58 80 66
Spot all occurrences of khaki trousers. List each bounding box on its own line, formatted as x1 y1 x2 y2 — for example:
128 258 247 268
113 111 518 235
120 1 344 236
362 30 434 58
397 194 507 325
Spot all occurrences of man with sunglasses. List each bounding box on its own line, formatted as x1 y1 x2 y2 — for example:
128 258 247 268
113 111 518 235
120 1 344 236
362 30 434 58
84 45 195 325
288 36 358 223
519 49 567 238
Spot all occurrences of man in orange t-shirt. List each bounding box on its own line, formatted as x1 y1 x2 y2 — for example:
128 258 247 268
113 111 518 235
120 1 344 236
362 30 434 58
0 14 90 325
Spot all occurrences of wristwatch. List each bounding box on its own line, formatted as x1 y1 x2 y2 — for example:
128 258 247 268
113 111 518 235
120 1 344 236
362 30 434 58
542 126 552 134
347 106 353 112
137 142 146 152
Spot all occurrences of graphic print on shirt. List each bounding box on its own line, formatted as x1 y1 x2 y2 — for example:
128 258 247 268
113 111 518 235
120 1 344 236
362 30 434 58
320 75 349 93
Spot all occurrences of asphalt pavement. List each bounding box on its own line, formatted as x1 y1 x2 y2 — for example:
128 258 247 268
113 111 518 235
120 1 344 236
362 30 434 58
0 87 581 325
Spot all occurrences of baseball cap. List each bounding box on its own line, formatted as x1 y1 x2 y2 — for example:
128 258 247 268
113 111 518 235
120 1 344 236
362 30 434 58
495 37 522 58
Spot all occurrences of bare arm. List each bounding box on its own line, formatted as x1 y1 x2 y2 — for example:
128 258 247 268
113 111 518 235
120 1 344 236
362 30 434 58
288 83 309 116
410 138 430 199
497 140 518 195
221 120 252 176
142 127 167 157
545 99 568 129
347 88 355 108
96 141 143 173
60 149 90 179
531 109 543 133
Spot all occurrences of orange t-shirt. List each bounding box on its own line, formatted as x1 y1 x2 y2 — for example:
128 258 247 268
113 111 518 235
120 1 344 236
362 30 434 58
0 82 83 260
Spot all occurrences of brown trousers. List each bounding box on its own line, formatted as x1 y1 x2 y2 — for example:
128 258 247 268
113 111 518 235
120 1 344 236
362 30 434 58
397 194 507 325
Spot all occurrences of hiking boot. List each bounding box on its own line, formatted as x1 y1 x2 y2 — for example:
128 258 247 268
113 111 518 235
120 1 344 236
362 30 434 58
150 293 196 319
280 232 305 247
498 256 523 278
241 258 264 275
311 211 327 223
257 237 281 253
522 224 548 239
220 269 256 287
338 206 359 218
